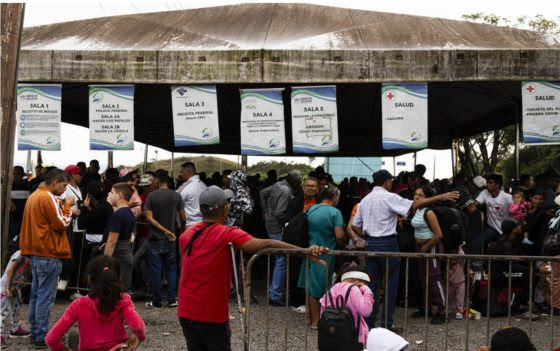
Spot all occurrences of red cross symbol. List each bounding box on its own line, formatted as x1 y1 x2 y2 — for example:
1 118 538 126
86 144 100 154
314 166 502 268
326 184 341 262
526 84 535 94
386 91 395 101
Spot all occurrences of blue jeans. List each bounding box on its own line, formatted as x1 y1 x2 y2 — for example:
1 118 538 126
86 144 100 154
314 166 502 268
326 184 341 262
268 232 286 301
365 236 400 328
29 256 62 342
148 240 177 306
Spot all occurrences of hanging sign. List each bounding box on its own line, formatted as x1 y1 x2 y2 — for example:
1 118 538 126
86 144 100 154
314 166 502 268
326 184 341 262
291 86 339 154
171 85 220 147
522 81 560 145
89 85 134 150
240 88 286 155
16 84 62 151
382 83 428 150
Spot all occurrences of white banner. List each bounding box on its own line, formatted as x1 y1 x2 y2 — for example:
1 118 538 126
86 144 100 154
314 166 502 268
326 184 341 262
89 85 134 150
291 86 339 154
17 84 61 151
171 85 220 147
522 81 560 145
382 83 428 150
240 89 286 155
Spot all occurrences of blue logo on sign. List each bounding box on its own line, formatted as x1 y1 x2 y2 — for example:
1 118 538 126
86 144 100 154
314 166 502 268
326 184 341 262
269 138 280 149
92 93 103 103
321 135 332 146
116 134 127 144
202 128 213 139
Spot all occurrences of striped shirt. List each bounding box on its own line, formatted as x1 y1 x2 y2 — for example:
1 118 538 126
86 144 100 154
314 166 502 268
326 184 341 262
353 186 412 237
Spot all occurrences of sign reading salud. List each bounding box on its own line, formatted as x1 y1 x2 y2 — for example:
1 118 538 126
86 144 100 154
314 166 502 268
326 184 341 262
171 85 220 147
522 81 560 145
291 86 339 154
382 83 428 150
17 84 62 151
89 85 134 150
240 88 286 155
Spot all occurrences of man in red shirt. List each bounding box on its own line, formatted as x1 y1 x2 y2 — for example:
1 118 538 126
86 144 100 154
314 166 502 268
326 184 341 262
178 186 324 351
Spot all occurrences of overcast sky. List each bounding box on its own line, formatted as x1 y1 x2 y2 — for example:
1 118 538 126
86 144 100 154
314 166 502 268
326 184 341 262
13 0 560 178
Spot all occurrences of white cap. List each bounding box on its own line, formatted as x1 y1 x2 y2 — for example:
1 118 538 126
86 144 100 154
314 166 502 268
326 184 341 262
473 175 486 188
366 328 409 351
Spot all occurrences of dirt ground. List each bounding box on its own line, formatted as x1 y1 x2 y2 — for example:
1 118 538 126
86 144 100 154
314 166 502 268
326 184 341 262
6 291 560 351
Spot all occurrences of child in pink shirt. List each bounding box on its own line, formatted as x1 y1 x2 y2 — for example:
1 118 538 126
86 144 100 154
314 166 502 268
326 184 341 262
508 190 532 244
320 265 373 348
46 256 146 351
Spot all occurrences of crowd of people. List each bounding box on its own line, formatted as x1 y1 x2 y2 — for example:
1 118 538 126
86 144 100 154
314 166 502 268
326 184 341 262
1 159 560 350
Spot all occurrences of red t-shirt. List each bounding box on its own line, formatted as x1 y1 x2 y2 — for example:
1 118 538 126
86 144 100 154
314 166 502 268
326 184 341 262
178 222 252 323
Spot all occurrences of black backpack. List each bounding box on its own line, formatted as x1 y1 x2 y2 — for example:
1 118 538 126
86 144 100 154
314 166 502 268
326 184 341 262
318 285 361 351
283 205 321 247
424 205 468 253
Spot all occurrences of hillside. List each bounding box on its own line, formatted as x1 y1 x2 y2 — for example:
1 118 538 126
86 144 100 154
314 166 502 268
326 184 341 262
134 156 316 177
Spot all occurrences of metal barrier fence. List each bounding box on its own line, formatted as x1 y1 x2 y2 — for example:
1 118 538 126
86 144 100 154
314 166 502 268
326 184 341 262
240 249 560 351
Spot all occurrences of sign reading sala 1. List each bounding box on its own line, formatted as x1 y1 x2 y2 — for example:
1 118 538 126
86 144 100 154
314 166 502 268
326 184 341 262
16 84 61 151
89 85 134 150
171 85 220 147
291 86 339 154
522 81 560 145
382 83 428 150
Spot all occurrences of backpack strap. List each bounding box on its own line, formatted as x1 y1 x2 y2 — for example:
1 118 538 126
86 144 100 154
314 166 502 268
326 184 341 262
183 223 213 257
343 284 356 307
423 207 435 232
327 288 336 308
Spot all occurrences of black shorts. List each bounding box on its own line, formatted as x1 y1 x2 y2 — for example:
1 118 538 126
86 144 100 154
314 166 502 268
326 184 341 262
179 318 231 351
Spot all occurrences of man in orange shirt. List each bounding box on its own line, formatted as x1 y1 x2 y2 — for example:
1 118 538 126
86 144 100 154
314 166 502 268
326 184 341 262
19 169 74 349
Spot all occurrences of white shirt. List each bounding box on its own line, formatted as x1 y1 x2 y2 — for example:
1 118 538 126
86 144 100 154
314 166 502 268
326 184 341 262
60 183 82 213
476 189 513 233
177 175 207 226
352 186 412 237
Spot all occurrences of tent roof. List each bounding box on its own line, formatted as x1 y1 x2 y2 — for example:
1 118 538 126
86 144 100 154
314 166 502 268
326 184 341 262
19 3 560 83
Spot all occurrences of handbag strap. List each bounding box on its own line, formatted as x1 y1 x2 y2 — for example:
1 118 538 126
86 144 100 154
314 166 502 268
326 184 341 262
183 223 213 257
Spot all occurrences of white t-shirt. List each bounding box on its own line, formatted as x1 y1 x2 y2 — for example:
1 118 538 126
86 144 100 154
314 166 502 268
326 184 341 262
60 183 82 212
476 189 513 233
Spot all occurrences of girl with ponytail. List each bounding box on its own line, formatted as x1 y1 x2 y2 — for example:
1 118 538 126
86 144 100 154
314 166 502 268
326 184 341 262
46 256 146 351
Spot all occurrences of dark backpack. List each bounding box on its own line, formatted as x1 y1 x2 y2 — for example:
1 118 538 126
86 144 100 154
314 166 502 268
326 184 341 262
283 205 321 247
424 206 468 253
318 285 361 351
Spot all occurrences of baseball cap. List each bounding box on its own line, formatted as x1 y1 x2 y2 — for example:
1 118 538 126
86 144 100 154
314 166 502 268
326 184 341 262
138 174 153 187
119 167 138 178
199 185 227 212
372 170 395 185
64 165 81 176
501 218 520 235
473 175 487 188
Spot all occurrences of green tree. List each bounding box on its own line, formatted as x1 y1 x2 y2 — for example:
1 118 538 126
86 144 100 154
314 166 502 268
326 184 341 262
457 13 560 177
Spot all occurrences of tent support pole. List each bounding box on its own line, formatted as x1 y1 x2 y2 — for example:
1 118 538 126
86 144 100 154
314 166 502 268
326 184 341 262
392 156 396 175
515 113 520 181
413 151 417 168
107 151 113 168
142 144 148 173
170 152 174 177
450 141 456 178
241 155 248 173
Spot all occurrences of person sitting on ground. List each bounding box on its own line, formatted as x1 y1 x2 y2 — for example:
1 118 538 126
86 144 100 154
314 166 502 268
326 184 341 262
0 245 31 348
102 183 135 291
508 190 531 244
320 264 373 348
476 326 536 351
366 327 409 351
46 256 145 351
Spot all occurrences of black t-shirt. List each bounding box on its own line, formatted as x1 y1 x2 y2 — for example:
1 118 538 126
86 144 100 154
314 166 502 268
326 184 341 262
145 188 184 240
102 207 135 243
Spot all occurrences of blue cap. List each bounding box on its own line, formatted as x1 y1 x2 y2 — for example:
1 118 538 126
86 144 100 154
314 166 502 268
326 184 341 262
372 169 395 185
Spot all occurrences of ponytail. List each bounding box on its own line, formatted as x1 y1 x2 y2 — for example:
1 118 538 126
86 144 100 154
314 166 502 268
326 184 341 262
85 256 123 314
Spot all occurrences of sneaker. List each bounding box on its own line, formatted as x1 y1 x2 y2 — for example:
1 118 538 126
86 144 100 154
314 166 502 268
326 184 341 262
387 324 403 334
411 309 432 318
430 313 448 325
57 279 68 291
268 298 284 307
70 291 84 301
0 336 6 349
35 340 47 349
167 300 178 308
145 302 162 308
291 305 307 314
455 312 464 320
9 326 31 338
522 238 534 245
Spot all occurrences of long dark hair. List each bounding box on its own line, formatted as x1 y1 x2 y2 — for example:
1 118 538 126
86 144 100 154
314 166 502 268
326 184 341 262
334 261 368 284
86 256 123 314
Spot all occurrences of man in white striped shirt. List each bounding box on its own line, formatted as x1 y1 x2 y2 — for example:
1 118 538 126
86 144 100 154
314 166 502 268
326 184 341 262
352 170 458 331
